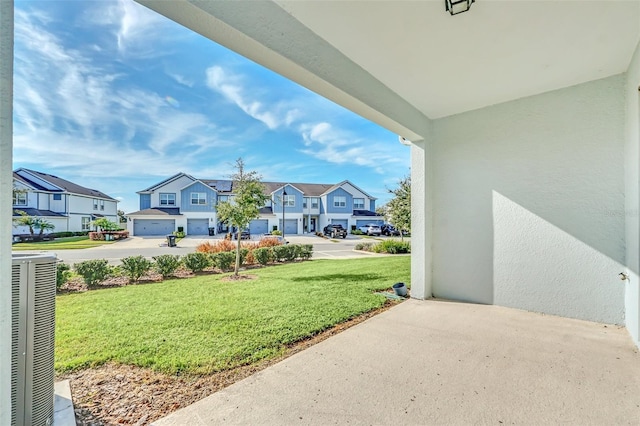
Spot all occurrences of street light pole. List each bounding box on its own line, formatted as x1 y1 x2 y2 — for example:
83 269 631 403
282 188 287 241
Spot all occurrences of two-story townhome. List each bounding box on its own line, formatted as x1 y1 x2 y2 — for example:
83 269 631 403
126 173 383 236
12 168 118 235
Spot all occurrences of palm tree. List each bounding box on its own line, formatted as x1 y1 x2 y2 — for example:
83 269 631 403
13 212 38 236
34 219 55 237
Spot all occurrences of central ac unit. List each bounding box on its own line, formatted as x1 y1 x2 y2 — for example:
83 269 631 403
11 253 57 426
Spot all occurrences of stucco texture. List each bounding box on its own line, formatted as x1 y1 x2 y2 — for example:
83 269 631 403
431 75 626 324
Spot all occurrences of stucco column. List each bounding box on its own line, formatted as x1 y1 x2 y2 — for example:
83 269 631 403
0 0 14 423
410 139 432 299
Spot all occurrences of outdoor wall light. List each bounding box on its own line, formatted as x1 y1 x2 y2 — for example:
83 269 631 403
446 0 474 15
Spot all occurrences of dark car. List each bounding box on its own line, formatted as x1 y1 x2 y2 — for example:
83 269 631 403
381 224 401 236
233 230 251 240
323 224 347 238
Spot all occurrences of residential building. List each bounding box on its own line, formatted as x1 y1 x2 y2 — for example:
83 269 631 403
126 173 383 236
12 168 118 235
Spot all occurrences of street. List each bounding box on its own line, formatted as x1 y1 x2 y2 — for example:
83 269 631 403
19 234 409 265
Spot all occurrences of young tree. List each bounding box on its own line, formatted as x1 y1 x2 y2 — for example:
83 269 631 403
117 209 127 223
217 158 269 276
386 175 411 241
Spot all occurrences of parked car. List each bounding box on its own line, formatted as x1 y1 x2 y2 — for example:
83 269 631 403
358 224 382 236
381 224 401 236
233 230 251 240
323 224 347 238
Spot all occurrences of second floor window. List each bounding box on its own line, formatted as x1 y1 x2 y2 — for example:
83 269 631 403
160 193 176 206
334 196 346 208
191 192 207 205
93 199 98 210
99 200 105 210
284 194 295 207
13 192 27 206
353 198 365 209
303 198 308 209
53 194 62 201
311 198 319 209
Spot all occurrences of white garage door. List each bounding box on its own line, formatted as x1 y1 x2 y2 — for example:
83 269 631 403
187 219 209 235
279 219 298 234
133 219 175 236
249 219 269 235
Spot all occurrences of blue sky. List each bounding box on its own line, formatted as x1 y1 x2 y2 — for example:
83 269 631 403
12 0 410 214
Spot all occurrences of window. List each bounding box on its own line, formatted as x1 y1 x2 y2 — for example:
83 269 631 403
13 192 27 206
99 199 105 210
311 198 319 209
53 194 61 201
334 196 346 208
217 195 229 204
191 192 206 205
353 198 365 209
303 198 308 209
160 193 176 206
93 199 98 210
81 217 91 231
284 194 295 207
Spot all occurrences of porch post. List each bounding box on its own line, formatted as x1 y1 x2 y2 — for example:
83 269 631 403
410 139 433 299
0 0 14 422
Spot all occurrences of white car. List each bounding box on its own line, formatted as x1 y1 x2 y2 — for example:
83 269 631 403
359 224 382 236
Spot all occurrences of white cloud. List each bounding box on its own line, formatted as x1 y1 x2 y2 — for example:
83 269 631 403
206 65 302 130
298 122 408 173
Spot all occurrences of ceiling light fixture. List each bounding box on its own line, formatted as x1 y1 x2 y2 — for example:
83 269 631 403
446 0 474 15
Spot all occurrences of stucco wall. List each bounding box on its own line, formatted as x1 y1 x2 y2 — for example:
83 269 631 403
625 39 640 345
431 75 626 324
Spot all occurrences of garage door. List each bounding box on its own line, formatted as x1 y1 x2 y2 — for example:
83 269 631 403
187 219 209 235
279 219 298 234
133 219 175 236
249 219 269 235
331 219 348 230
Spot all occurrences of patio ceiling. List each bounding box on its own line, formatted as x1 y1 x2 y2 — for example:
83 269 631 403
137 0 640 139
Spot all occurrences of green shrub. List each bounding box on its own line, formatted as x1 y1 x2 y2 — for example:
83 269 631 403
297 244 313 260
183 252 211 273
373 240 411 254
273 245 296 262
354 242 375 251
56 262 71 290
271 229 282 236
253 247 273 265
212 251 235 271
351 229 365 235
153 254 182 278
173 231 186 238
74 259 112 287
120 255 153 283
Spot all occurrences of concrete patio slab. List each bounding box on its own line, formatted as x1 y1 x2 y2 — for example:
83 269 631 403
153 299 640 425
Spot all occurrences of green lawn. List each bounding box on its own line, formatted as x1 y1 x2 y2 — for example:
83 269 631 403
55 256 410 375
12 236 114 250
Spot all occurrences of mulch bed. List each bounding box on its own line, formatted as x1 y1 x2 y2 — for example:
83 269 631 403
58 300 401 425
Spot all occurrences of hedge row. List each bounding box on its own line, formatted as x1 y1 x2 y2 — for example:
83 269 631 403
57 244 314 290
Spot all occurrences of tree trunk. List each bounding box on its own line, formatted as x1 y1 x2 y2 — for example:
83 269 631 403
234 228 241 276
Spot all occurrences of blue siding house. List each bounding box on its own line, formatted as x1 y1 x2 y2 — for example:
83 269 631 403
126 173 383 236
